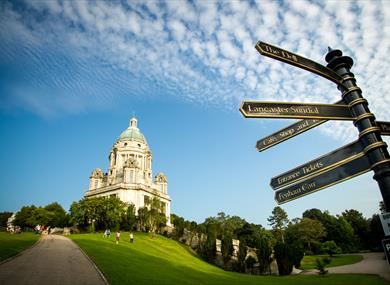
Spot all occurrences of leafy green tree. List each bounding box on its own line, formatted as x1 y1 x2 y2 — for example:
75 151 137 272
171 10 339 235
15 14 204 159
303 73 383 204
303 208 358 252
274 241 294 276
342 209 370 249
203 222 217 262
0 212 13 229
268 206 288 243
369 214 385 251
44 202 67 227
137 207 150 232
321 240 341 257
69 197 127 231
236 239 247 273
255 229 275 274
14 205 37 229
337 217 357 252
121 203 136 231
147 196 167 235
286 217 326 253
221 232 233 264
27 207 54 227
170 214 185 240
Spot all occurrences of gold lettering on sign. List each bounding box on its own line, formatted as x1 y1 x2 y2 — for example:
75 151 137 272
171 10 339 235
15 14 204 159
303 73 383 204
290 106 320 114
278 181 317 202
382 124 390 131
302 162 324 175
263 136 278 146
262 44 298 63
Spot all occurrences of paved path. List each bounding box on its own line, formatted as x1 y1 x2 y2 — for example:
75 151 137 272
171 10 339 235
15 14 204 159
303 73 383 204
0 235 107 285
301 252 390 282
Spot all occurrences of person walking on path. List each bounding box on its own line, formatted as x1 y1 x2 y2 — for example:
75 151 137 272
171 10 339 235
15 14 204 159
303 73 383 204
116 231 121 245
130 232 134 243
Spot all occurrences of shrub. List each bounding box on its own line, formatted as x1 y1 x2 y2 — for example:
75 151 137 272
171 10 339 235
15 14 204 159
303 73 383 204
315 257 331 276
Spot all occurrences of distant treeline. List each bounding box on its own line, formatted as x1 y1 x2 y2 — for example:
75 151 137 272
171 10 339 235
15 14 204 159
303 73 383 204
1 200 385 275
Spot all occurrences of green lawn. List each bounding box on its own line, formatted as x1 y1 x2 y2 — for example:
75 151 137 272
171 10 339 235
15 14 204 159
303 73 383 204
70 232 389 285
0 232 40 261
300 254 364 270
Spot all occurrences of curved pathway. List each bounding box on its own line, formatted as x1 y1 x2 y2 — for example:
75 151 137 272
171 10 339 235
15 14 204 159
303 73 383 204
302 252 390 281
0 234 107 285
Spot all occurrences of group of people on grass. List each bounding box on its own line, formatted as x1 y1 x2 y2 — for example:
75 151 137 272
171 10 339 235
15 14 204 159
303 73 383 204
104 229 134 245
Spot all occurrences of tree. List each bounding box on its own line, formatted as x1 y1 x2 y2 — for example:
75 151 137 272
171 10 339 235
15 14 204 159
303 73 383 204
286 217 326 253
0 212 13 229
321 240 341 257
170 214 185 240
14 205 37 229
221 232 233 265
44 202 67 227
69 197 127 231
148 196 167 235
342 209 370 249
274 241 294 276
303 208 358 252
203 222 217 262
27 207 53 227
255 229 275 274
137 207 150 232
121 203 136 231
268 206 288 242
369 214 385 251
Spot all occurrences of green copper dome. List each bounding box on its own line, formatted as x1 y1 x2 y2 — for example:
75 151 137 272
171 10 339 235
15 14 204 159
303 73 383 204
117 117 147 144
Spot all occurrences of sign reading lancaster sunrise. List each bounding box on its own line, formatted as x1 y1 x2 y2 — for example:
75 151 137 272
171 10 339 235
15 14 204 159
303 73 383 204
239 101 355 120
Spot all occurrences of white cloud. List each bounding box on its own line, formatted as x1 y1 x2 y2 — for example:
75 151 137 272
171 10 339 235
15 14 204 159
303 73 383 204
0 0 389 142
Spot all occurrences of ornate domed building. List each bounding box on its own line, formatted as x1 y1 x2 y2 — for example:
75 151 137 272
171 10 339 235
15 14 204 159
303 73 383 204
85 117 171 225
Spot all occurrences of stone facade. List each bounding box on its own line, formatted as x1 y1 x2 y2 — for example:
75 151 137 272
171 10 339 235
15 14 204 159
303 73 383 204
84 117 171 225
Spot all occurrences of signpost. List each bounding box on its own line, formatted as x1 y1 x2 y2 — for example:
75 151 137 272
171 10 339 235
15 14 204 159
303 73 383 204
240 101 354 120
270 140 364 190
240 41 390 210
256 100 344 152
274 154 370 204
255 41 345 87
256 118 325 152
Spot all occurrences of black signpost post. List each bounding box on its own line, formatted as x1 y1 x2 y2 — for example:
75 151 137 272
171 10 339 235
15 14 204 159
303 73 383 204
241 41 390 210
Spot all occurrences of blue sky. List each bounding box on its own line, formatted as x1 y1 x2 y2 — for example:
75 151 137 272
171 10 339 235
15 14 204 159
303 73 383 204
1 0 389 226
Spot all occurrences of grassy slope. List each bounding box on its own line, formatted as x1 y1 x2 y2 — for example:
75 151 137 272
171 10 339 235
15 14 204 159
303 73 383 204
0 232 39 261
301 254 364 270
70 232 389 285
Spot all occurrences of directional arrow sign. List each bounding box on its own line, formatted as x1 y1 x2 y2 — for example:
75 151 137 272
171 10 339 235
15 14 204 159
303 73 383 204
377 121 390 136
274 153 371 205
270 140 364 190
257 119 325 152
256 41 345 87
256 100 345 152
240 101 355 120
